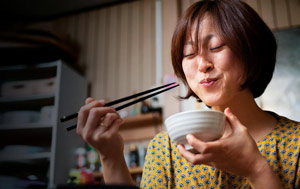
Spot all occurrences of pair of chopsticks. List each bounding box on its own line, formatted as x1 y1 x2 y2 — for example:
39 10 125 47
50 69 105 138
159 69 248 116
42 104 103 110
61 82 179 131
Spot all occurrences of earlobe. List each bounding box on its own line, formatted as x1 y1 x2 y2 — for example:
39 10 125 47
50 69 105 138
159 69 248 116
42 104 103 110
237 73 246 86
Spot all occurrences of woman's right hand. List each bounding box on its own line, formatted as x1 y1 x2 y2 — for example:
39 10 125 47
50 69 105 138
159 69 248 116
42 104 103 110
77 98 134 184
76 97 125 161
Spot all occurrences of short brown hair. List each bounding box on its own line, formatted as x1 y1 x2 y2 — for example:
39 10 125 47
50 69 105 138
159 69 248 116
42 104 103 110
171 0 277 99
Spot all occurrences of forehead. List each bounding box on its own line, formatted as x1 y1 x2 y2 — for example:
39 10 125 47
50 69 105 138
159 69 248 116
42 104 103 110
185 15 220 43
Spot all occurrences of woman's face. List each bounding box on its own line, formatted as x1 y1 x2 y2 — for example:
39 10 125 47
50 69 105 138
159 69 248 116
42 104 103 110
182 15 246 107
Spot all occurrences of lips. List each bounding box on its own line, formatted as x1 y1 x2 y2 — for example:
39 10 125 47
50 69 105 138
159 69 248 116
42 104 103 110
200 78 218 86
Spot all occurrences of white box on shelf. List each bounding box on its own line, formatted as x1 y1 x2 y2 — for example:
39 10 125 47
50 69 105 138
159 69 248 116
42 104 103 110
2 111 40 124
40 106 55 124
1 77 56 97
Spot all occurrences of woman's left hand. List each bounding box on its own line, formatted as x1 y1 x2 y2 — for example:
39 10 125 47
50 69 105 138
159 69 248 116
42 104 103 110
177 107 268 179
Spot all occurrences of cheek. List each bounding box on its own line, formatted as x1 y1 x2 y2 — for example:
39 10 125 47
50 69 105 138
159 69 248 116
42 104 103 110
216 50 244 83
214 51 232 70
182 61 197 80
231 61 245 85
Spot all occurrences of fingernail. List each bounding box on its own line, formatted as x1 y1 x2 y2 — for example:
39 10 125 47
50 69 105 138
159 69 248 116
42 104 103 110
226 107 231 114
177 144 184 152
186 134 192 141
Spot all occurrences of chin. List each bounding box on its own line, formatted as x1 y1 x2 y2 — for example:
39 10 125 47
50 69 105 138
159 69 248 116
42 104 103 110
203 101 217 107
199 96 224 107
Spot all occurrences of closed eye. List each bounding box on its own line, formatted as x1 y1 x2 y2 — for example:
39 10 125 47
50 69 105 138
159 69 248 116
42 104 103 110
210 44 225 51
183 53 195 58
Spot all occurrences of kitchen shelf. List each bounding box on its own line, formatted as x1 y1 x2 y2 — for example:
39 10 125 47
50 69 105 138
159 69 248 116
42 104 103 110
0 123 53 130
0 152 51 162
119 112 162 142
128 166 144 174
122 112 162 129
0 127 52 147
0 60 87 188
0 95 55 111
93 166 143 178
0 61 57 78
0 93 55 103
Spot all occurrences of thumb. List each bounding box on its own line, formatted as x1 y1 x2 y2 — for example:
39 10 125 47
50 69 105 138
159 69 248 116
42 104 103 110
224 107 243 133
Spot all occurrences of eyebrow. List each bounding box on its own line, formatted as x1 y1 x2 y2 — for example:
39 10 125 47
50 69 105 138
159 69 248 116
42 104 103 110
185 34 216 45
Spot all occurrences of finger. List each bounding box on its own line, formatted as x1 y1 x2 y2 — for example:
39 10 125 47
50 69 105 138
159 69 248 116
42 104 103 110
92 118 123 142
102 113 120 129
83 107 116 137
77 101 106 134
178 144 213 165
85 97 94 105
186 134 218 154
104 118 124 138
92 118 108 140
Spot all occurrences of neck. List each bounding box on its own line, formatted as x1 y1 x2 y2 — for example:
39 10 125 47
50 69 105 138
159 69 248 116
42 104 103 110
211 89 277 141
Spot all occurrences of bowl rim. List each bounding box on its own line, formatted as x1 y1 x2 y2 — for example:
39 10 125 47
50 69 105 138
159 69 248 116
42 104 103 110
165 109 224 124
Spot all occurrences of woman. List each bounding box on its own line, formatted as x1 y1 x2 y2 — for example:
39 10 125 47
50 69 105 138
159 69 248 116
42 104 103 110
76 0 300 188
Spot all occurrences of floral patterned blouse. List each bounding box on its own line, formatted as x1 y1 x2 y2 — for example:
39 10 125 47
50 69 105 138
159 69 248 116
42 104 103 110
141 114 300 188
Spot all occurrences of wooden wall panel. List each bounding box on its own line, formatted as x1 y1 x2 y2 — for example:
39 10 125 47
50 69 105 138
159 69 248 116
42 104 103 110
177 0 299 30
274 0 289 28
162 0 181 119
52 17 68 39
76 13 88 68
162 0 177 75
118 3 130 98
65 15 77 42
288 0 300 26
260 0 275 29
245 0 261 15
149 0 156 87
94 9 107 99
54 0 157 101
85 10 97 84
138 1 144 91
142 0 153 90
130 1 142 94
106 6 119 100
181 0 191 15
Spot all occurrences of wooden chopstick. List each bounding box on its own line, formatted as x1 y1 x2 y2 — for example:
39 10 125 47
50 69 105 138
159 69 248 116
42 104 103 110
62 83 179 131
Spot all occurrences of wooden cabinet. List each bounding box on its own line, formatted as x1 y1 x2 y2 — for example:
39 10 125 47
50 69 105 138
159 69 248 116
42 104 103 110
93 166 144 178
119 112 163 142
0 60 87 188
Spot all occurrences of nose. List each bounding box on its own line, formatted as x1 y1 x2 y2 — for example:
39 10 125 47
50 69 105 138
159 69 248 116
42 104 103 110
197 55 214 73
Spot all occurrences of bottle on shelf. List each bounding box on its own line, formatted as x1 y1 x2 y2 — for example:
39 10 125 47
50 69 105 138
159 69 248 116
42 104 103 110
129 144 139 168
75 147 86 170
86 145 99 172
138 145 147 167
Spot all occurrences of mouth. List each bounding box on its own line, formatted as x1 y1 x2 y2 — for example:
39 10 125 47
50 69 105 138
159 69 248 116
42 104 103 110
200 78 218 87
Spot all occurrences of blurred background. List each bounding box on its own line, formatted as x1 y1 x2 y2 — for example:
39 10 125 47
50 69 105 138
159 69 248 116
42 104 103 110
0 0 299 188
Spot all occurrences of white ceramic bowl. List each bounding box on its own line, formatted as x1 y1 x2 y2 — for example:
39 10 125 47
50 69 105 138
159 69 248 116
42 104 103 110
165 109 226 150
